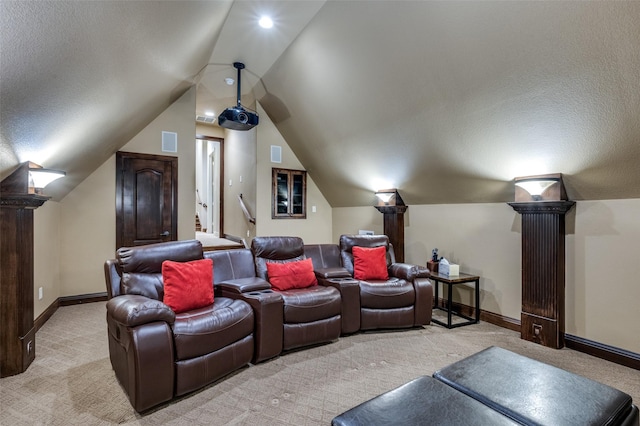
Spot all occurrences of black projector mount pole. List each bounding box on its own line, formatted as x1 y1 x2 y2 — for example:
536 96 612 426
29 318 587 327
234 62 244 108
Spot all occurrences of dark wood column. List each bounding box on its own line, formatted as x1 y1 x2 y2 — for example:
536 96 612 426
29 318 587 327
1 163 51 377
374 189 407 263
375 205 407 263
509 201 574 349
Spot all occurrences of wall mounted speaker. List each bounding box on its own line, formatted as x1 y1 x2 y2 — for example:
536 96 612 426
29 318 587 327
162 131 178 153
271 145 282 163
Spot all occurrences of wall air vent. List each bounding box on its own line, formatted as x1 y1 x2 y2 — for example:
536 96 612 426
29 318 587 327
196 115 215 123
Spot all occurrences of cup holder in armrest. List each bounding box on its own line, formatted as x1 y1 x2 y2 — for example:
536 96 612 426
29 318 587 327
248 289 274 296
328 277 358 283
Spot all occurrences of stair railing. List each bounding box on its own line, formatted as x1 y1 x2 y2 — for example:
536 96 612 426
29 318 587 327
238 193 256 224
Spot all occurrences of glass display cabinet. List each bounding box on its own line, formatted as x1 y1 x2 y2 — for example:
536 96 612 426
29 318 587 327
272 168 306 219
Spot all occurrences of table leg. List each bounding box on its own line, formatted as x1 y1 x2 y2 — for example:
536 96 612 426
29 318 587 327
447 282 453 328
475 279 480 323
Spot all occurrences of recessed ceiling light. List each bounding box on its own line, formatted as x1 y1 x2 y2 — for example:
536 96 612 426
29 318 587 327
225 77 235 85
205 111 215 117
259 16 273 29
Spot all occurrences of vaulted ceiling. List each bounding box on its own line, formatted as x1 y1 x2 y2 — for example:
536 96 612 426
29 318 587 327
2 1 639 206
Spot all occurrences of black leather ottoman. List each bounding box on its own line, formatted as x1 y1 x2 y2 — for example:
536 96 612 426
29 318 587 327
331 375 520 426
433 346 639 426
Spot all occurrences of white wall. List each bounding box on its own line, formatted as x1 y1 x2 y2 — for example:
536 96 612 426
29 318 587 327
33 201 61 318
58 158 116 297
256 103 333 243
566 199 640 351
333 200 640 354
31 86 639 355
222 127 257 241
50 86 197 298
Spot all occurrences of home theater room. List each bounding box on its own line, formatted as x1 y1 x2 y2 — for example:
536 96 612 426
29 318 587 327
1 1 639 425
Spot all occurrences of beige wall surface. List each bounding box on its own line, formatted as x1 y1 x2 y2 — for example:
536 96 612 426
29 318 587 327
332 206 382 243
333 203 522 319
33 201 61 318
58 158 116 297
332 200 640 354
52 86 197 299
196 123 224 139
565 199 640 353
256 103 332 244
222 127 257 242
121 86 196 242
30 85 639 354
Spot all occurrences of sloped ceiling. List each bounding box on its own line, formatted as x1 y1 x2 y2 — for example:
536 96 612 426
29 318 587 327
1 0 233 200
2 1 640 206
262 1 640 206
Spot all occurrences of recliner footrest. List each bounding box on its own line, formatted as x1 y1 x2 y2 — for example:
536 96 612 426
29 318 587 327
433 346 638 426
331 375 519 426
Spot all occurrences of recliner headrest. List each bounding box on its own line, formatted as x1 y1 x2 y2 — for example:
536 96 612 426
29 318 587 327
339 234 390 276
251 236 305 280
117 239 204 299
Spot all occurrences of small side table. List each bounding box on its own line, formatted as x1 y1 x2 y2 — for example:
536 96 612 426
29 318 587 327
430 272 480 329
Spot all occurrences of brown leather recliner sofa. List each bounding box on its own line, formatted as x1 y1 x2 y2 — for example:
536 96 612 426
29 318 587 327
104 240 255 412
210 236 342 362
104 235 432 412
305 234 433 334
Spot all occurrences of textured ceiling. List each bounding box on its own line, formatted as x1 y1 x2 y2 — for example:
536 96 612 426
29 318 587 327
1 0 233 200
2 1 639 206
262 1 640 206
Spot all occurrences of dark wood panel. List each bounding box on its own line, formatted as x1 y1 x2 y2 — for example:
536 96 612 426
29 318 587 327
0 207 36 377
375 205 407 263
116 152 177 250
133 165 164 242
521 212 565 319
510 201 573 349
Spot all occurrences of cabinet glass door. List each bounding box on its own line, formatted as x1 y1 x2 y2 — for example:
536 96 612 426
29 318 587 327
291 173 304 215
272 168 306 219
276 171 289 215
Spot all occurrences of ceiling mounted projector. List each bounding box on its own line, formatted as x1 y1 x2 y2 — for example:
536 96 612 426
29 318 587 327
218 62 259 131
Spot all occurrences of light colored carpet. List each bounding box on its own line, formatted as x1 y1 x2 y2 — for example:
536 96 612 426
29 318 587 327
195 232 244 249
1 303 638 425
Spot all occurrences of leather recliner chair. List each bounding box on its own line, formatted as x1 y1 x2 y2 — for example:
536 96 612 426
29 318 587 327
212 238 342 361
330 235 433 330
104 240 255 412
205 248 284 363
251 236 342 351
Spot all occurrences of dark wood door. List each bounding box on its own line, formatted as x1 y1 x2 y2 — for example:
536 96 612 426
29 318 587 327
116 151 178 250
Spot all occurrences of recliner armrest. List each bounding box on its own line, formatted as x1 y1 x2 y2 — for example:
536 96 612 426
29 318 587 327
107 294 175 327
217 277 271 294
389 263 430 281
315 267 351 279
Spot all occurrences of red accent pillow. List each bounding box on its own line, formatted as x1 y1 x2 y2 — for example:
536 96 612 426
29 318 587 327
162 258 214 314
353 245 389 280
266 258 318 291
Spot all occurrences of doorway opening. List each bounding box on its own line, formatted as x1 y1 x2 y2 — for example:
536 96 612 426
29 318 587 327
195 135 223 240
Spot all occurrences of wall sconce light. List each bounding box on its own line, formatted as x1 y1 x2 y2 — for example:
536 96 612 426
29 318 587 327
29 166 65 193
375 189 405 206
0 162 66 199
514 173 566 202
375 190 394 204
